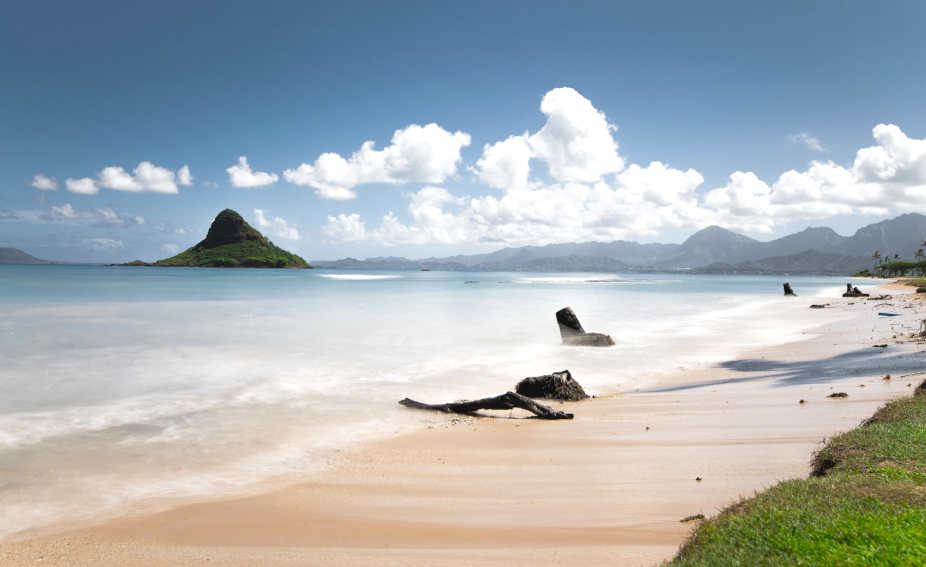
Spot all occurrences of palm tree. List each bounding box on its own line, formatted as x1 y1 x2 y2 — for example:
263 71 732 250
872 250 881 274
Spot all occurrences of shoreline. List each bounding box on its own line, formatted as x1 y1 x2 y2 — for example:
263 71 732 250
3 283 925 566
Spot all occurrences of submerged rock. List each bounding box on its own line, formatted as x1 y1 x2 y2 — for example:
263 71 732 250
515 370 589 401
555 307 615 347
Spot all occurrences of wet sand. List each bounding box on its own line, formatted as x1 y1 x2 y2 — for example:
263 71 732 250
3 286 925 566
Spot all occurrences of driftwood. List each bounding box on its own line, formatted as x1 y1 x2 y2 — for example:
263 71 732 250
516 370 588 401
556 307 615 346
783 282 797 296
399 391 574 419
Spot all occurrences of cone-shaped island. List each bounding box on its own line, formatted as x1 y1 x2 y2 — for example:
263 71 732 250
147 209 310 268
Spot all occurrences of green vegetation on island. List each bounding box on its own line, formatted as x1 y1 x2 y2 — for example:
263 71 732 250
142 209 309 268
666 381 926 566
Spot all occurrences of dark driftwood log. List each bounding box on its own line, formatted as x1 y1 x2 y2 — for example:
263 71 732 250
399 391 574 419
783 282 797 296
555 307 615 346
516 370 589 401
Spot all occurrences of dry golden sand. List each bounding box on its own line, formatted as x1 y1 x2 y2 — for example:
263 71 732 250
3 287 925 566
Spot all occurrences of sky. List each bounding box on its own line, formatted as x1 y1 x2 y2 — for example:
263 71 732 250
3 1 926 263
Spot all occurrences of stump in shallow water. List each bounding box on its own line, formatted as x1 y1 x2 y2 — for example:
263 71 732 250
783 282 797 296
842 283 869 297
515 370 589 401
555 307 615 347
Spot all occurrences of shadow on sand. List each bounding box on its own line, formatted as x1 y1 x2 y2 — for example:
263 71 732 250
642 347 926 393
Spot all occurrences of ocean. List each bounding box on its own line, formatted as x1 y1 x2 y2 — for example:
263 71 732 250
0 265 877 538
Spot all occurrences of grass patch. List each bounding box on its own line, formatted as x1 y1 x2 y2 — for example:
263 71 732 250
666 381 926 566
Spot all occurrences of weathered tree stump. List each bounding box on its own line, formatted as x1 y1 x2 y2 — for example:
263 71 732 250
555 307 615 346
783 282 797 296
515 370 589 401
399 391 573 419
842 283 869 297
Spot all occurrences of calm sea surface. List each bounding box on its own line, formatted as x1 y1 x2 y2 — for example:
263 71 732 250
0 265 880 537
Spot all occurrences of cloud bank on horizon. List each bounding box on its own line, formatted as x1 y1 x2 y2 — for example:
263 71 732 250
323 87 926 247
28 87 926 249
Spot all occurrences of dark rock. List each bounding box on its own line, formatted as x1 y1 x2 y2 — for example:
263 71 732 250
827 392 849 398
783 282 797 296
810 304 827 309
515 370 589 401
555 307 615 347
917 287 926 293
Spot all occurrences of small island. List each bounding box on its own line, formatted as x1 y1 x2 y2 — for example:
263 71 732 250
125 209 310 268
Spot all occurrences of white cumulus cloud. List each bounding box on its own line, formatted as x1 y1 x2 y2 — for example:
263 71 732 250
323 213 367 242
31 174 57 191
227 156 279 188
284 123 471 199
252 209 300 240
473 134 532 191
321 90 926 248
527 87 624 183
96 161 187 194
65 177 99 195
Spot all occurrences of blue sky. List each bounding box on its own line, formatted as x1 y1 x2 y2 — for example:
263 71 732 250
3 1 926 262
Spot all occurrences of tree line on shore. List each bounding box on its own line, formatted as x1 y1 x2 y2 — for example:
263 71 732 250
855 240 926 276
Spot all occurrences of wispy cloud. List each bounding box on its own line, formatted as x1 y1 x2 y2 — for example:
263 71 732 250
788 132 825 152
252 209 300 240
0 203 145 227
83 238 123 250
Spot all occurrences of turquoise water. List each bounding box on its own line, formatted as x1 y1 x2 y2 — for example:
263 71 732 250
0 265 884 537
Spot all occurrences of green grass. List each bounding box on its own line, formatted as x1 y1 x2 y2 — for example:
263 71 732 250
666 382 926 566
156 240 309 268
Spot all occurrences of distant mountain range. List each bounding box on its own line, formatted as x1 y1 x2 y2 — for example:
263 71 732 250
0 247 53 265
313 213 926 275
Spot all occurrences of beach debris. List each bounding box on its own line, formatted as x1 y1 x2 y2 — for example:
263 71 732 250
867 294 892 300
827 392 849 398
872 344 888 348
810 304 828 309
783 282 797 296
399 391 574 420
680 514 705 523
842 284 869 298
515 369 589 401
883 374 891 381
695 476 703 482
878 312 900 317
555 307 615 346
917 287 926 293
799 399 806 404
645 425 650 430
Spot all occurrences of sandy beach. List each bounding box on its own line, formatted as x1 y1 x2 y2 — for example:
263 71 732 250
3 284 925 567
